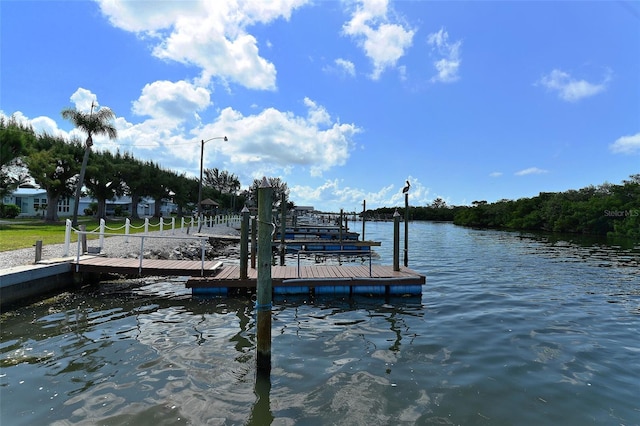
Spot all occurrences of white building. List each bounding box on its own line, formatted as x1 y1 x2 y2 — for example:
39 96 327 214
3 188 177 218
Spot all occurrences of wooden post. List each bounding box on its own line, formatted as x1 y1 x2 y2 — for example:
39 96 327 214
125 218 131 243
393 209 400 271
256 177 273 374
34 240 42 264
99 218 105 249
279 192 286 266
63 219 71 257
404 193 409 267
80 225 87 254
362 200 366 241
240 206 250 279
251 216 257 269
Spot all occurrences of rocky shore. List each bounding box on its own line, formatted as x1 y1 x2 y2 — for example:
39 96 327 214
0 224 241 270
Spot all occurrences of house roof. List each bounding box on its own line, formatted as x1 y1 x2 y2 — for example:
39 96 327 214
200 198 219 206
10 188 47 196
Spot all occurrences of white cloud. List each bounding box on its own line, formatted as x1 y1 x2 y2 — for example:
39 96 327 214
334 58 357 77
69 88 98 113
427 27 462 83
610 132 640 155
537 68 611 102
342 0 415 80
96 0 309 90
515 167 549 176
291 176 431 211
201 98 361 178
132 80 211 120
1 111 68 140
489 172 503 178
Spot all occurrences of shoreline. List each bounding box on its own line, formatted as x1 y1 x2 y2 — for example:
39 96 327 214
0 225 241 271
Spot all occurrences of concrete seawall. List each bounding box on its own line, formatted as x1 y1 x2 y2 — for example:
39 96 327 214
0 260 76 309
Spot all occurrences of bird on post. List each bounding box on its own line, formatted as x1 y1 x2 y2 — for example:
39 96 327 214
402 180 411 193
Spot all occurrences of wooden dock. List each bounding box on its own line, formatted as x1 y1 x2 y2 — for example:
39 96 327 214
72 257 425 296
72 257 224 277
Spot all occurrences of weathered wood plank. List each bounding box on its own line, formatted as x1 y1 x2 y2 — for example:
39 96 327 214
73 257 425 290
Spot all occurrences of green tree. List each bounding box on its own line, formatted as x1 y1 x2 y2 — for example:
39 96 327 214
170 172 198 218
203 167 241 195
118 153 151 219
24 134 84 222
144 162 174 218
244 177 289 208
84 150 124 220
0 117 34 197
61 103 118 226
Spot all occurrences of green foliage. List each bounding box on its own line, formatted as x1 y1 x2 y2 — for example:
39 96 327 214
203 167 240 194
0 117 35 197
0 203 21 218
23 133 84 222
245 177 290 209
61 106 117 142
453 176 640 237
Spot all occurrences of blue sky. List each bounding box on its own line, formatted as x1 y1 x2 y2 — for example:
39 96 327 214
1 0 638 212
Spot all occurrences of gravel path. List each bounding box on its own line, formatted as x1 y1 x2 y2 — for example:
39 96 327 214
0 224 240 270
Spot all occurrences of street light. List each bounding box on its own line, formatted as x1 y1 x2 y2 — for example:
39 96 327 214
197 136 228 227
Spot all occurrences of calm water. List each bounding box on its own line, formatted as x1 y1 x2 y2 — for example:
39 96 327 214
1 222 639 425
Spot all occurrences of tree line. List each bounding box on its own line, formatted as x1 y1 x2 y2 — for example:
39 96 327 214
365 177 639 239
1 115 290 222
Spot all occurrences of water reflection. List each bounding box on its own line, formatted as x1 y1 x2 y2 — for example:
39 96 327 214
248 368 274 425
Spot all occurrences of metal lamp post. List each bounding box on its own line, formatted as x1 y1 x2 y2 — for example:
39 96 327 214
197 136 227 227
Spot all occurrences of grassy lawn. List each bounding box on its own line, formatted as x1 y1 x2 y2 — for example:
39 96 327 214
0 217 170 252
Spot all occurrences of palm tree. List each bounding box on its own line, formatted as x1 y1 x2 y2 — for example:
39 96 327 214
62 102 117 226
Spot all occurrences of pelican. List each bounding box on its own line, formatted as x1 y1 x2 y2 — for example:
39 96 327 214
402 180 410 193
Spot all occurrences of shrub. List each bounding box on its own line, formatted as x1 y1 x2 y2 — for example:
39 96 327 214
84 208 93 216
0 203 21 218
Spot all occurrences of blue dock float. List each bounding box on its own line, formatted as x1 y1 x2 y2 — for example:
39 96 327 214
186 265 425 297
70 258 425 297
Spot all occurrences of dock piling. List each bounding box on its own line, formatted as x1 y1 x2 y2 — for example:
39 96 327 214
362 200 366 241
240 206 250 279
404 193 409 267
251 216 257 269
279 192 286 266
393 209 400 271
256 177 273 374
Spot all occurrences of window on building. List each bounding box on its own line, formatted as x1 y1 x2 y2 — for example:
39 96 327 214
34 198 47 211
58 197 70 213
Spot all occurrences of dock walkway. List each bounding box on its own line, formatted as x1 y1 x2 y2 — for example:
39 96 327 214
71 257 425 296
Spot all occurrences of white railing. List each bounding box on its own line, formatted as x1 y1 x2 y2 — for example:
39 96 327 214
296 249 373 278
71 227 210 276
63 214 241 256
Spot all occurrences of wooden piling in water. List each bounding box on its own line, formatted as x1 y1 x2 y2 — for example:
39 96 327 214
240 206 250 279
251 216 257 269
393 209 400 271
362 200 366 241
404 193 409 267
279 192 286 266
256 177 273 374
